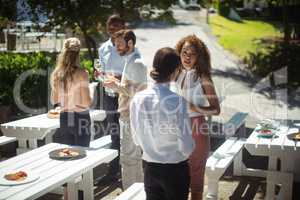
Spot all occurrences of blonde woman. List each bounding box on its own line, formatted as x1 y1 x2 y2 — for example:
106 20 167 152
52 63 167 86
51 37 92 147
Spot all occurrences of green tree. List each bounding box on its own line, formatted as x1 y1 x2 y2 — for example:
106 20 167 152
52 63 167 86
0 0 17 25
26 0 111 60
26 0 175 61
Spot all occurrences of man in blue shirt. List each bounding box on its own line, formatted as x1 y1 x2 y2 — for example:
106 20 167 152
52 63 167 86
97 14 125 182
103 30 147 189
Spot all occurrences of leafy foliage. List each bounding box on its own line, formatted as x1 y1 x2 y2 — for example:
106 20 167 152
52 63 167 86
0 52 55 112
0 51 94 114
25 0 175 61
245 40 300 89
0 0 17 30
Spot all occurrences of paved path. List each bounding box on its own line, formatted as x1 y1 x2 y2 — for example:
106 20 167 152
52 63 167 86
135 7 300 129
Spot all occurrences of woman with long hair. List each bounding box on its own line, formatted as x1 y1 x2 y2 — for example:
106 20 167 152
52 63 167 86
50 37 92 200
175 35 220 200
51 37 92 147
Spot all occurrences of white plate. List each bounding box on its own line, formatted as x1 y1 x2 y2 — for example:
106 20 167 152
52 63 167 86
0 170 39 186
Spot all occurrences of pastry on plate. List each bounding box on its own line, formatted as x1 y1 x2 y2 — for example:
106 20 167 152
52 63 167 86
47 107 61 119
4 171 27 181
58 148 79 157
295 133 300 140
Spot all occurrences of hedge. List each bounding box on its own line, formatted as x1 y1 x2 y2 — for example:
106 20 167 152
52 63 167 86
0 51 94 116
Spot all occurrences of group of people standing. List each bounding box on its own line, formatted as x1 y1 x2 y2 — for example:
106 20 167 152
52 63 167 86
50 14 220 200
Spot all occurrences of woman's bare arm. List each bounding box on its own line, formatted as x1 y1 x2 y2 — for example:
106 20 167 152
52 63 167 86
50 86 60 105
190 76 220 116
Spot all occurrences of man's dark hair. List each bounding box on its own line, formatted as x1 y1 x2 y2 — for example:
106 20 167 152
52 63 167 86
106 14 125 26
150 47 180 82
112 29 136 46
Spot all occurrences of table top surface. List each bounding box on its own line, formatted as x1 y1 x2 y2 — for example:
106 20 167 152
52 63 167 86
0 143 117 200
245 125 300 155
0 109 105 130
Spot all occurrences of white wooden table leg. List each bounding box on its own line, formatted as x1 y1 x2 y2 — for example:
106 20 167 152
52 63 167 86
280 156 294 200
28 139 38 149
233 150 244 176
266 176 276 200
67 181 78 200
80 170 94 200
90 120 95 141
266 156 278 199
268 156 277 170
281 156 294 172
17 139 27 154
45 129 55 144
206 179 218 200
267 171 293 200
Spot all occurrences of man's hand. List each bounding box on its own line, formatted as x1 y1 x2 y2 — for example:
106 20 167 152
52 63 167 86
103 76 120 89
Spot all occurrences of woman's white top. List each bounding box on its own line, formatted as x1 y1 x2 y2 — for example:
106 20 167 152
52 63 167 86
172 69 207 117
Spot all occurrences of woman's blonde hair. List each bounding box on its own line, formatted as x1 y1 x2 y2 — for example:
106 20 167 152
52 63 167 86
51 37 81 90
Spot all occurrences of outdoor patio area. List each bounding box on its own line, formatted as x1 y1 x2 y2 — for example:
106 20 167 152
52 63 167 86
1 1 299 200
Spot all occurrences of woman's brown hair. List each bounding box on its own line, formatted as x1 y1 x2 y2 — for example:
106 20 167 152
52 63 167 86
176 34 211 80
150 47 180 82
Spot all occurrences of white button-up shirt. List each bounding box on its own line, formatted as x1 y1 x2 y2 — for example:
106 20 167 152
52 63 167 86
98 39 125 76
130 83 195 164
173 69 208 117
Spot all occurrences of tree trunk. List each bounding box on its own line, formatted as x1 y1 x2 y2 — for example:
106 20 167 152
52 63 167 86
117 0 125 17
283 0 290 43
82 31 95 61
0 105 12 124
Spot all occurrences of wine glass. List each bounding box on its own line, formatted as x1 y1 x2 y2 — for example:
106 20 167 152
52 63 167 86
94 59 105 82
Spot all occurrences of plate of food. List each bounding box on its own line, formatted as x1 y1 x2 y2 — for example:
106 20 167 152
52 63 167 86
47 107 61 119
49 147 86 160
256 120 279 138
287 132 300 141
0 170 39 186
256 128 276 138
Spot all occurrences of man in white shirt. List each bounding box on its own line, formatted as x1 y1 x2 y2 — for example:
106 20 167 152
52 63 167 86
104 30 147 189
130 47 194 200
97 14 125 182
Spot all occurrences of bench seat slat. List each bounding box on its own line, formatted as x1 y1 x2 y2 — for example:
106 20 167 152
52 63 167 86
215 140 244 169
0 136 16 146
212 137 237 153
89 135 111 149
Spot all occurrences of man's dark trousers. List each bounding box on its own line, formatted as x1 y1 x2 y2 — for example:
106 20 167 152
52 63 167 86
103 92 120 177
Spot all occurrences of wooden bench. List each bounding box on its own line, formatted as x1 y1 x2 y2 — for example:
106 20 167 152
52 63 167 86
205 137 245 200
0 136 16 146
114 183 145 200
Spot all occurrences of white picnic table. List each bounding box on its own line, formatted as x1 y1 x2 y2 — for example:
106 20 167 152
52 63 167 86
0 109 106 154
244 125 300 199
0 143 117 200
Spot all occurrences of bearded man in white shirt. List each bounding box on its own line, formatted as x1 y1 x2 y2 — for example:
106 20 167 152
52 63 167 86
130 47 194 200
103 29 147 189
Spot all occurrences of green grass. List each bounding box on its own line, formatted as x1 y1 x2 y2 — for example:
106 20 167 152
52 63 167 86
210 15 282 58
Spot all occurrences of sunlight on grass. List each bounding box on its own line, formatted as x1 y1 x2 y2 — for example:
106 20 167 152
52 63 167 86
210 15 282 58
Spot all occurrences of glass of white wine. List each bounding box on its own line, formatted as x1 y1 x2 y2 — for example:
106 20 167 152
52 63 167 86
94 59 105 82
